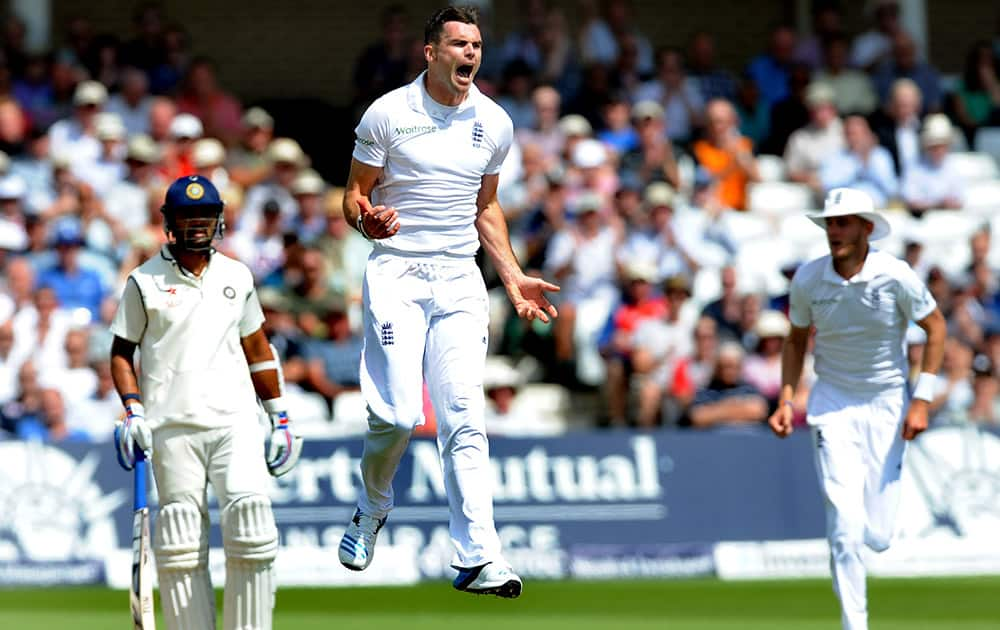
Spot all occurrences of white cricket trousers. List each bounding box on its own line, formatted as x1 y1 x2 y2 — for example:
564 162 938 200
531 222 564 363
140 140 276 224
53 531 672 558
357 252 502 568
808 380 908 630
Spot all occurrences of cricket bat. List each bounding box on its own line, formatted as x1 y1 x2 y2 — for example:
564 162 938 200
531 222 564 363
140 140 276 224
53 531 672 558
130 451 156 629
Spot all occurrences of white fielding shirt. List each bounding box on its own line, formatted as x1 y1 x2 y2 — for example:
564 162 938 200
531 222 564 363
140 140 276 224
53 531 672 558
352 71 514 258
789 249 936 394
111 246 265 429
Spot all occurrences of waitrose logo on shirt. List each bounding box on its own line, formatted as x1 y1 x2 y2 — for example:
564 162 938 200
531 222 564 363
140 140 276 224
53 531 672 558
394 125 438 136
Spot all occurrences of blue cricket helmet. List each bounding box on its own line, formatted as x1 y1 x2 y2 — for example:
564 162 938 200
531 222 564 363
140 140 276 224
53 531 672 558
161 175 225 252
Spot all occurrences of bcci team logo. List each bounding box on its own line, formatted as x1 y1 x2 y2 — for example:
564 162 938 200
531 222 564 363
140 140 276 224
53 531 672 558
472 121 484 148
186 181 205 200
0 442 125 566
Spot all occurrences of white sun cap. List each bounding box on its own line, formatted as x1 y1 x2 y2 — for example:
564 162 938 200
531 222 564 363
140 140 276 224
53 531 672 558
808 187 890 241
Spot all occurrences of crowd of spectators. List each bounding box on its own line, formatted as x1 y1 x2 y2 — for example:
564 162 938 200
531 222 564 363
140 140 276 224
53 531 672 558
1 1 1000 444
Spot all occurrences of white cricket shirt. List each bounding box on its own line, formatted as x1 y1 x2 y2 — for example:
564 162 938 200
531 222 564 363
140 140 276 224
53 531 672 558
110 246 265 429
789 249 936 393
353 71 514 258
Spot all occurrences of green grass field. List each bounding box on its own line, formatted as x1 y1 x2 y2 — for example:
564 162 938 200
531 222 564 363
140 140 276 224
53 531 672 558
1 577 997 629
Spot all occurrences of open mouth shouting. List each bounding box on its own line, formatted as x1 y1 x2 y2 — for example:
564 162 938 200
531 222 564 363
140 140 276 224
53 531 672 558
455 63 475 85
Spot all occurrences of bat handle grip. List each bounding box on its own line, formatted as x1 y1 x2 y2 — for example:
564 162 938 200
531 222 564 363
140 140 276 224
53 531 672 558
134 451 148 511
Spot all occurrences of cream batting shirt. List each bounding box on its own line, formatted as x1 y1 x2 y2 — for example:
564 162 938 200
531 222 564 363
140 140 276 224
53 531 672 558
789 249 936 394
352 71 514 258
111 246 264 429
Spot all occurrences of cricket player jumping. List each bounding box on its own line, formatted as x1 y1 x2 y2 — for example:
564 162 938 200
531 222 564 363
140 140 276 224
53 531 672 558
111 175 303 629
338 6 559 598
768 187 945 630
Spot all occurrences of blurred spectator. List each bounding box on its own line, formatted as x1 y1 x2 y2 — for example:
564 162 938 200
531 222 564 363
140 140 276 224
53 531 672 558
227 107 275 189
565 137 617 202
814 33 878 116
351 5 412 115
735 292 763 351
609 31 646 97
851 0 903 71
702 266 743 340
929 337 974 426
36 220 107 322
686 31 736 102
2 15 29 77
601 260 668 425
149 23 191 95
0 319 21 405
49 80 106 171
901 114 964 215
176 57 242 144
230 198 285 280
279 247 342 329
104 134 161 236
761 62 813 155
85 34 124 91
733 73 769 146
303 297 362 410
794 4 844 70
497 59 537 130
289 168 327 244
544 191 622 386
47 327 96 405
533 8 580 99
315 187 371 303
619 182 697 280
120 4 166 73
147 95 176 144
578 0 654 77
33 387 91 442
968 354 1000 425
629 274 698 426
819 115 897 208
784 82 845 198
0 98 28 156
872 32 942 114
12 286 74 374
693 99 759 210
566 63 612 129
687 341 768 428
10 128 54 214
516 85 564 164
12 54 56 127
742 309 789 411
105 66 153 135
596 92 638 154
1 360 40 436
68 357 119 441
619 100 680 190
949 41 1000 145
869 78 923 177
60 16 95 70
745 24 796 107
161 112 201 179
500 0 550 75
192 137 229 188
483 357 552 436
634 47 704 145
684 315 720 391
558 114 594 163
73 111 126 197
241 137 305 232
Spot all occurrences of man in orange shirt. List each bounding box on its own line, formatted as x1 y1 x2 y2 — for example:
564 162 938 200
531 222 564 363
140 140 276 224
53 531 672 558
693 99 760 210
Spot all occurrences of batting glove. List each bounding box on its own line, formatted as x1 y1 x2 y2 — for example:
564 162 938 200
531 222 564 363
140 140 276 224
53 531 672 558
114 401 153 471
263 402 303 477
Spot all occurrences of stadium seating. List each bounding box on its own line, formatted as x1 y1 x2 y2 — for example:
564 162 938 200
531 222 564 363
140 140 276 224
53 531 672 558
755 154 786 182
948 152 999 182
962 179 1000 215
747 182 814 218
974 127 1000 166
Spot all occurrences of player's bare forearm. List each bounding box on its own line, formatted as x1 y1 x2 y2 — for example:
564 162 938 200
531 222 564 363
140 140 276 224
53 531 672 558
476 197 523 285
344 158 398 239
916 308 946 375
779 325 810 402
241 327 281 401
110 336 141 402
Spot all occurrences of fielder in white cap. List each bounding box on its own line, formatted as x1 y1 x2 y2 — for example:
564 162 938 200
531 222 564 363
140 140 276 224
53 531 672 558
768 187 945 630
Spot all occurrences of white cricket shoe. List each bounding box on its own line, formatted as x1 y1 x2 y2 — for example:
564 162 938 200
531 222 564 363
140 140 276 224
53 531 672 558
452 562 522 598
338 509 386 571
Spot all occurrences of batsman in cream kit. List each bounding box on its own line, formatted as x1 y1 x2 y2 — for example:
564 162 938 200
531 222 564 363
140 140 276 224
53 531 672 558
110 175 303 630
339 6 560 598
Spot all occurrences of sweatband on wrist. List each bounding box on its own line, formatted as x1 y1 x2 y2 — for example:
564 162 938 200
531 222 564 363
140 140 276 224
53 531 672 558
912 372 937 402
262 397 287 414
249 360 279 373
121 392 142 404
356 213 373 240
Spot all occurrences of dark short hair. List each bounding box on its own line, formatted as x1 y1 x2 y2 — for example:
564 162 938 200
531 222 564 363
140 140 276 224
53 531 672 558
424 6 479 45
